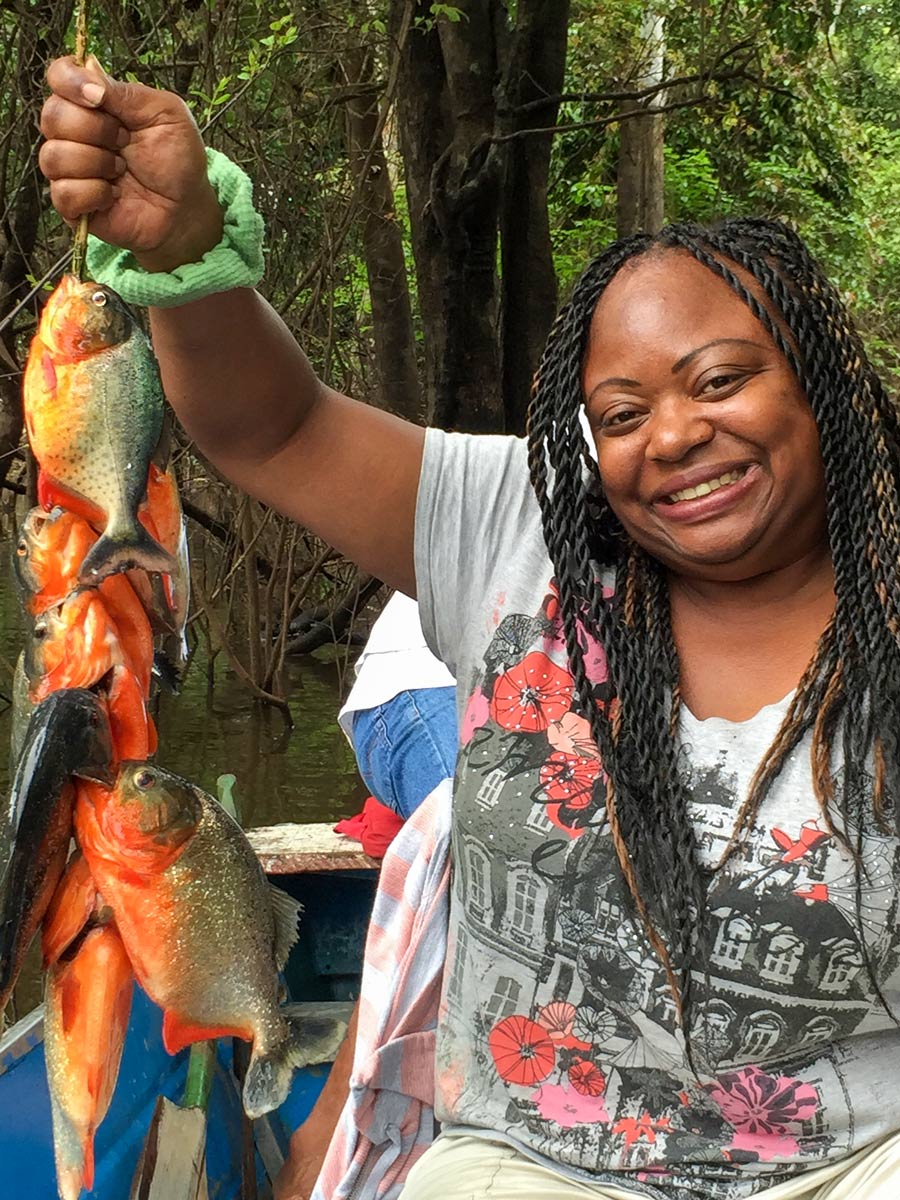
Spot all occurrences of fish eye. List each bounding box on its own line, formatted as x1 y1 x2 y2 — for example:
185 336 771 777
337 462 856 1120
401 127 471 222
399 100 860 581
33 623 47 640
16 540 26 556
90 290 107 307
134 769 156 791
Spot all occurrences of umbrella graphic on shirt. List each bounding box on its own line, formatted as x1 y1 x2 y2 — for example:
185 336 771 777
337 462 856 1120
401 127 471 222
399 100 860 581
792 858 895 941
771 819 830 862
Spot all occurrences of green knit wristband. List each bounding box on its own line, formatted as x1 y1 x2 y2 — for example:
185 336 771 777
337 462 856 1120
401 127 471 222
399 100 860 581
86 148 265 308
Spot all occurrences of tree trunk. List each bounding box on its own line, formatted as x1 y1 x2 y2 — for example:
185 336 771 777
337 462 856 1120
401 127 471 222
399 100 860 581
341 47 421 422
616 12 666 238
391 2 453 424
498 0 570 434
392 0 505 433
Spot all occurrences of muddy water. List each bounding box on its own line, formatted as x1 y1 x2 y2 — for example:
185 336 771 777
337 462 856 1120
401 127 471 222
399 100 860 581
0 534 367 1020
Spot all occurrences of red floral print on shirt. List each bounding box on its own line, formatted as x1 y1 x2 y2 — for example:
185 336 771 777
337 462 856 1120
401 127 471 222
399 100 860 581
540 750 601 805
490 652 574 734
488 1014 556 1086
568 1059 607 1097
707 1065 819 1161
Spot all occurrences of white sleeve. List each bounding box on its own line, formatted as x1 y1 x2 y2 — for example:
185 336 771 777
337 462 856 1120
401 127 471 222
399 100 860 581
414 429 542 680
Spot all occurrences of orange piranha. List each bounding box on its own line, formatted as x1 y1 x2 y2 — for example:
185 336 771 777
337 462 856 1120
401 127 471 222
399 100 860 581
23 589 155 761
13 508 97 616
44 918 134 1200
74 764 346 1118
23 275 177 585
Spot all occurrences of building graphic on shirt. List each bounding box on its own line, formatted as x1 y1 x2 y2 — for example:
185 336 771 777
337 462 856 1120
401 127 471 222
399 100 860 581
455 743 900 1069
437 591 900 1197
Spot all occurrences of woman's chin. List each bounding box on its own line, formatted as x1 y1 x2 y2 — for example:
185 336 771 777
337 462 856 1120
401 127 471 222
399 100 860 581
643 524 776 577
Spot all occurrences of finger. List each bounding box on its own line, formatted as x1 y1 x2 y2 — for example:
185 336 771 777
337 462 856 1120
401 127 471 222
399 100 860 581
49 178 118 223
40 141 125 182
40 94 126 152
46 55 109 109
46 54 191 134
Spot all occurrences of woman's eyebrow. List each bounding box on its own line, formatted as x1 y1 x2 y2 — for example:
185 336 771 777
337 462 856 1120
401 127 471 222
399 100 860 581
671 337 767 374
585 376 642 406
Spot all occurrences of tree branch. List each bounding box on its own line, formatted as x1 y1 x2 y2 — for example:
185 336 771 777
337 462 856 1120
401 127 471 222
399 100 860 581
502 37 758 116
491 77 795 144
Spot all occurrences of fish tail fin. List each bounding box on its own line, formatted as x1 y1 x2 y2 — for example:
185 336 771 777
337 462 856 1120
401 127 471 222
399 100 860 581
78 522 178 586
49 1088 91 1200
242 1008 349 1119
81 1136 96 1193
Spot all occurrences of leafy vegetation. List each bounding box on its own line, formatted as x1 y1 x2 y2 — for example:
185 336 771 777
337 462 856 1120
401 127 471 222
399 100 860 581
2 0 900 708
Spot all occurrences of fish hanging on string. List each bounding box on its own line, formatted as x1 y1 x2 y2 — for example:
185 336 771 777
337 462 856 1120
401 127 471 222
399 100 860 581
23 276 177 585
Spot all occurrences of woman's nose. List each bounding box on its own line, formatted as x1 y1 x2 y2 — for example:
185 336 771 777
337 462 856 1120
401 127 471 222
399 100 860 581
646 396 715 461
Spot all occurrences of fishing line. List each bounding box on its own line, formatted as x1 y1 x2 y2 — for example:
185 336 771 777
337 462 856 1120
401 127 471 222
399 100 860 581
70 0 90 281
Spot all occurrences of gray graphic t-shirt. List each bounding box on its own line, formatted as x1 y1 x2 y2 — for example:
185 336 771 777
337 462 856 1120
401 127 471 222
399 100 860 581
414 429 900 1199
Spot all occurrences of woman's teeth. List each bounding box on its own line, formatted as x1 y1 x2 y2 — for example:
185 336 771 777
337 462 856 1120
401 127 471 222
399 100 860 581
666 468 745 504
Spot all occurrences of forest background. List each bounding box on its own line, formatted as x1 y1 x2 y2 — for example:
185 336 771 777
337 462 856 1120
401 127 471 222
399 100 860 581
1 0 899 711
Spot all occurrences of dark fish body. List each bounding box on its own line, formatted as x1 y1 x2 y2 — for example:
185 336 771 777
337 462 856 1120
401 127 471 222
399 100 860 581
0 689 113 1012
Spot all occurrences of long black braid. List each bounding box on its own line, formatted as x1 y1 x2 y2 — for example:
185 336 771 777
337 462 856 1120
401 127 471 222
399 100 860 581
526 217 900 1042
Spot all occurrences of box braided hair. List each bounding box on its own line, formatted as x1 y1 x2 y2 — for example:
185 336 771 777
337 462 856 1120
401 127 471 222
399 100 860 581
526 216 900 1045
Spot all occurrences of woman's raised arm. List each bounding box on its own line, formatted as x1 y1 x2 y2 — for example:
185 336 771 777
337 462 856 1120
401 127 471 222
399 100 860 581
40 57 424 595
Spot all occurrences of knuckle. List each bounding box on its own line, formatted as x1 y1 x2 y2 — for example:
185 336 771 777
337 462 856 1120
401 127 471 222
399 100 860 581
37 142 59 178
49 180 78 219
45 56 80 99
39 94 63 138
50 178 110 220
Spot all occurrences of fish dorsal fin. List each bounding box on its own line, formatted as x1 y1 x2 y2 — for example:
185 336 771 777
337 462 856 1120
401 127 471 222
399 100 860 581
269 885 303 969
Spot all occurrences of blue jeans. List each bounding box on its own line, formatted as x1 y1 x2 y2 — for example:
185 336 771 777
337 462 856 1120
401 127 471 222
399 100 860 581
350 686 458 819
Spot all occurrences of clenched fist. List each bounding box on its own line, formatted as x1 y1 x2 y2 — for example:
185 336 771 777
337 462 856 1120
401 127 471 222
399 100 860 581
40 56 223 272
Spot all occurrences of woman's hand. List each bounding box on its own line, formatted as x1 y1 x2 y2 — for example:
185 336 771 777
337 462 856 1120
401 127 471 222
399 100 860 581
40 56 223 272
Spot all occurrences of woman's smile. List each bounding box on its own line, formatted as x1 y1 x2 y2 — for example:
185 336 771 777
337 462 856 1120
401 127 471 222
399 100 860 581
650 461 758 520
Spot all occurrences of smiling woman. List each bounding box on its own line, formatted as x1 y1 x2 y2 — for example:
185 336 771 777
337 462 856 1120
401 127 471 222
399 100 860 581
35 53 900 1200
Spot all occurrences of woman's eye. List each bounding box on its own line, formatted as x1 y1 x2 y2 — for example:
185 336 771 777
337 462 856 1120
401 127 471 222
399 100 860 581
701 372 741 393
602 408 641 429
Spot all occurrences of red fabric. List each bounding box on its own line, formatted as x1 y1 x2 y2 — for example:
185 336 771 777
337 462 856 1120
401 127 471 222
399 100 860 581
335 796 405 859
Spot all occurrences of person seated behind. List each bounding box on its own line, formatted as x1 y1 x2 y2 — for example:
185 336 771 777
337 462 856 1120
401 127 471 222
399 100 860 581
338 591 457 821
276 593 457 1199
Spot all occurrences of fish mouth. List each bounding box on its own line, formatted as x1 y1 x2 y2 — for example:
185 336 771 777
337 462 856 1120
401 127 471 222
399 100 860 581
75 763 116 787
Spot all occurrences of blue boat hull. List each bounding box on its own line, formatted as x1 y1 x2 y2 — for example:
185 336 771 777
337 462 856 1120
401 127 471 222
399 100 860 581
0 866 377 1198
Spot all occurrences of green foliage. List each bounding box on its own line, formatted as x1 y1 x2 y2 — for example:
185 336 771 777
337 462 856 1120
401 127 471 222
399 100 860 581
546 0 900 382
414 3 466 31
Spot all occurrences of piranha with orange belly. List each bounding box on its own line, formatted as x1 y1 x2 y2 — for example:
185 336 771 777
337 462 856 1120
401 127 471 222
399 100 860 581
44 917 134 1200
74 763 347 1118
23 276 177 585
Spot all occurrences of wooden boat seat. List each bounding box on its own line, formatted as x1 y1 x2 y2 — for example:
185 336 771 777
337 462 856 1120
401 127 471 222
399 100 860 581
246 823 379 875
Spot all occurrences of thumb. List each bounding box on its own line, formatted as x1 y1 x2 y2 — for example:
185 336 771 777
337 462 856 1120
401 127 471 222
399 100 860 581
47 55 189 133
83 56 190 133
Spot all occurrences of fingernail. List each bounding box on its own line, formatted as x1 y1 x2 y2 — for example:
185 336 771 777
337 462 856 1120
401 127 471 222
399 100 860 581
114 155 126 176
116 127 130 149
82 82 105 107
110 184 122 201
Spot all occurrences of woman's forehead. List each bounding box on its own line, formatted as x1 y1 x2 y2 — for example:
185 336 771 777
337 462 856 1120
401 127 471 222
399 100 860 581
586 249 772 360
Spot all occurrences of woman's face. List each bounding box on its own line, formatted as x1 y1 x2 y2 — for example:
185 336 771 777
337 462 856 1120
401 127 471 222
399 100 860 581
582 250 828 582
